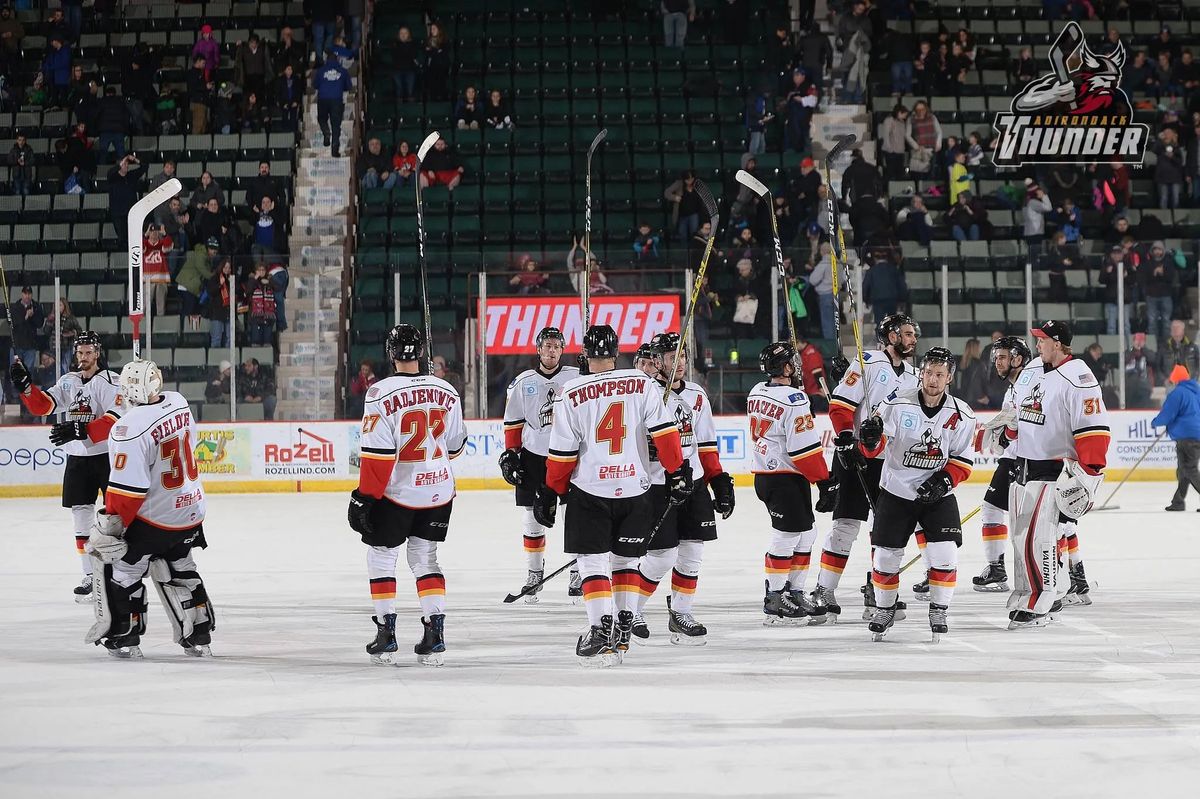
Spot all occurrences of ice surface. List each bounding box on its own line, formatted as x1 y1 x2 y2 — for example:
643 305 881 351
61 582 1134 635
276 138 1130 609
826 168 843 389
2 483 1199 799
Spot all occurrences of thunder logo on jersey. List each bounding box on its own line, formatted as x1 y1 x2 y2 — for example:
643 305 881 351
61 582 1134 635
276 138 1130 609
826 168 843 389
1020 384 1047 425
538 389 556 428
68 389 96 422
902 430 945 470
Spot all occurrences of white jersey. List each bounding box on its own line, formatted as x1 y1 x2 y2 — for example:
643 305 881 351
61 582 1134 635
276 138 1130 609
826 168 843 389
359 374 467 509
43 369 123 456
1010 356 1110 467
746 381 827 479
546 368 680 499
829 350 919 454
502 364 580 456
647 379 718 484
106 391 205 530
875 387 976 501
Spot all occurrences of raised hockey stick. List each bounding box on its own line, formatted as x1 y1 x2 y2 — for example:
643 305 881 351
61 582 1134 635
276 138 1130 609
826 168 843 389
734 169 796 347
414 131 440 373
582 129 608 329
664 179 719 402
127 177 183 359
0 252 14 333
1093 430 1166 511
896 504 983 575
823 134 865 379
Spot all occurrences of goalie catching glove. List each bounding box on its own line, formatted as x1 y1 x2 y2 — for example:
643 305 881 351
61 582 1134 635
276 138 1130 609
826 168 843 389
498 448 526 487
709 472 735 518
1055 459 1104 519
347 490 377 536
86 510 127 563
532 484 558 528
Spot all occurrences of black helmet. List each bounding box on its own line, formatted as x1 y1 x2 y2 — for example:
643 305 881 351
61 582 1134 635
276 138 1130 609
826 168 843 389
634 342 656 361
919 346 956 378
74 330 106 366
648 331 681 356
992 335 1031 366
876 313 921 347
535 326 565 347
759 341 797 376
385 323 424 362
582 324 619 359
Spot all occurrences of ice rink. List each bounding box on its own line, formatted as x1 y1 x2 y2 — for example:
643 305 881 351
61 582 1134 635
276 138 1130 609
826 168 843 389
2 482 1199 799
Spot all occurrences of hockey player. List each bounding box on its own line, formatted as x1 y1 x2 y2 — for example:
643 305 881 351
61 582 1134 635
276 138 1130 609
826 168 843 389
85 359 213 658
971 335 1033 593
861 347 976 642
9 331 123 601
498 327 581 603
815 313 920 621
1003 321 1109 629
348 324 467 666
632 332 735 645
536 325 690 667
748 341 831 625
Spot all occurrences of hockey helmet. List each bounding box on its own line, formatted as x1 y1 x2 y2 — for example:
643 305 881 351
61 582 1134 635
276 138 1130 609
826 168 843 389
991 335 1032 367
385 323 424 362
759 341 797 377
119 358 164 406
634 342 657 362
73 330 106 365
535 326 565 347
648 332 682 356
919 346 956 378
876 313 921 347
582 325 619 359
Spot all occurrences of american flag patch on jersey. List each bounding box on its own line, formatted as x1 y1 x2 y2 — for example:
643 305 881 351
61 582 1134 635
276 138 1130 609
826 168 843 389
367 387 379 399
114 426 127 436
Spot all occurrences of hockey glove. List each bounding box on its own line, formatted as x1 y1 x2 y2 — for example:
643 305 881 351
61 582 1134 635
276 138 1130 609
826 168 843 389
532 484 558 528
828 353 850 384
815 478 839 513
834 430 866 471
915 470 954 505
49 421 89 446
859 416 884 451
576 353 590 376
667 462 695 507
1054 459 1104 519
710 472 735 519
9 358 31 395
347 490 377 536
86 510 127 564
498 448 526 487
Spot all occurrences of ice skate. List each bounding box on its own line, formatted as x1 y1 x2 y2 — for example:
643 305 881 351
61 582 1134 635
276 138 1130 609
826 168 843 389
869 605 898 642
784 581 817 624
366 613 398 665
414 614 445 666
631 612 650 645
522 569 544 604
911 574 930 602
181 628 213 657
764 582 807 625
614 610 634 660
1049 599 1064 621
929 603 948 643
73 575 93 604
1063 562 1091 606
567 569 582 604
666 596 707 646
972 556 1008 593
102 631 143 659
809 585 841 624
1007 610 1049 630
576 614 618 667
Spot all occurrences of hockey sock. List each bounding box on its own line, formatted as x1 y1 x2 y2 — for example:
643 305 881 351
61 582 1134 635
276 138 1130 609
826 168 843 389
72 505 95 576
522 508 546 571
766 531 801 592
407 538 445 617
635 547 675 612
871 547 903 608
816 519 859 590
367 545 400 617
980 500 1008 563
1062 521 1082 568
915 529 930 570
925 540 958 606
670 541 703 614
611 555 641 614
577 553 613 626
787 527 818 592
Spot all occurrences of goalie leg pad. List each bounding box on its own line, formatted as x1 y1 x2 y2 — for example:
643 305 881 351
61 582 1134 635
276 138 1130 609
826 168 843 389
149 555 215 647
85 560 149 647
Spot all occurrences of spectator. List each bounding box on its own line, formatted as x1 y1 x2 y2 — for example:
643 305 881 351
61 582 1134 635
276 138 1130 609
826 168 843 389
359 137 396 191
896 194 932 246
392 26 421 102
419 137 464 192
44 7 68 44
454 86 484 130
149 159 178 199
205 360 232 404
745 88 774 156
839 24 871 105
947 190 988 242
267 260 289 332
251 195 288 259
308 0 341 64
948 149 972 205
799 25 834 90
313 54 351 157
731 258 762 339
664 170 705 243
177 240 218 328
143 223 173 318
244 263 276 346
189 170 224 211
693 273 717 355
836 0 873 49
205 257 236 348
1053 196 1081 244
1164 320 1200 378
847 196 891 249
162 197 189 270
210 81 237 135
809 242 837 340
904 100 942 179
1178 50 1200 97
42 35 71 108
784 68 819 153
794 334 828 409
766 24 796 84
1188 112 1200 206
423 22 451 101
187 55 213 134
1154 364 1200 512
240 92 267 133
509 259 550 295
122 43 158 135
1022 182 1052 253
94 85 129 164
884 26 916 95
392 140 417 188
234 34 273 100
632 223 661 263
662 0 695 49
246 161 280 214
1125 332 1160 408
195 197 226 248
107 154 149 241
965 132 984 167
957 338 989 409
1153 52 1181 99
943 41 972 95
46 297 81 374
240 359 277 420
878 105 909 179
9 286 44 370
862 250 907 321
841 150 882 208
566 236 612 296
192 24 219 81
484 89 514 130
432 355 465 397
1139 241 1179 343
1122 50 1154 94
0 5 25 70
6 133 34 196
1082 342 1110 387
1153 131 1185 209
275 63 303 132
1044 231 1075 303
913 38 939 96
787 156 822 225
348 359 377 419
275 26 305 77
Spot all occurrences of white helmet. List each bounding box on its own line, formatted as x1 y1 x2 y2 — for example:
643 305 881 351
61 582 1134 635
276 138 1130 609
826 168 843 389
119 359 164 406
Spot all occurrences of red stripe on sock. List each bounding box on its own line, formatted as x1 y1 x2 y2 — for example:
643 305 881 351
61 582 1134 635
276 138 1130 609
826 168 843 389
670 569 698 593
871 570 899 589
790 552 811 569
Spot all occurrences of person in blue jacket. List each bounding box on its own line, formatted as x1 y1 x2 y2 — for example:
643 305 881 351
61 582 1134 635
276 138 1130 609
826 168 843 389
312 53 350 157
1153 365 1200 511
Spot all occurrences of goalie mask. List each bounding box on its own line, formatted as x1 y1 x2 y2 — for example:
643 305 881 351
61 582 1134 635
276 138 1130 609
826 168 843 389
119 359 164 406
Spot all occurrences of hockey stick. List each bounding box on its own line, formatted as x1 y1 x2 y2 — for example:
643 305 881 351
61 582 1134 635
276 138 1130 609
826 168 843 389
1093 430 1166 511
414 131 440 373
734 169 796 348
818 374 876 515
664 179 719 402
127 177 182 360
0 252 14 332
824 134 865 379
896 504 982 575
582 129 608 329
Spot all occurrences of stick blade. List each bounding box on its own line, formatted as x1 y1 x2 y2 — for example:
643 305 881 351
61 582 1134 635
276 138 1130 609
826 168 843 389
735 169 769 197
417 131 440 162
695 179 719 224
588 128 608 156
827 134 858 163
502 593 520 604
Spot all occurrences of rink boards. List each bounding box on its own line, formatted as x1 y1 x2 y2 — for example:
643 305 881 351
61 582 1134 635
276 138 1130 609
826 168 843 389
0 410 1175 497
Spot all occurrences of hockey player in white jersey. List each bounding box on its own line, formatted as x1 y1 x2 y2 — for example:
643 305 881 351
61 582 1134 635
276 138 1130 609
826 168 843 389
9 331 123 601
971 335 1033 593
537 325 689 667
85 359 213 658
816 313 920 621
1003 321 1109 629
348 324 467 666
747 342 831 625
630 332 735 646
499 327 581 603
859 347 976 642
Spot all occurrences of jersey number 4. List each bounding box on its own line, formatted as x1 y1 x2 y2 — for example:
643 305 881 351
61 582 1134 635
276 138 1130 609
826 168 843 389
596 402 626 455
160 433 199 490
397 408 448 462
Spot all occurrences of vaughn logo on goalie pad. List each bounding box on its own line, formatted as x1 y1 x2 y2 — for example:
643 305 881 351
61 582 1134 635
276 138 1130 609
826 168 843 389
901 430 946 470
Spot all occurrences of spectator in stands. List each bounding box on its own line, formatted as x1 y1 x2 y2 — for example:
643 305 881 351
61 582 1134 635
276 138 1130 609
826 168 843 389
784 69 818 154
745 88 773 155
348 359 377 419
45 297 81 373
205 360 232 405
392 26 420 102
94 86 129 164
509 259 550 295
1043 231 1075 303
896 194 932 246
423 22 451 102
1178 50 1200 96
419 137 464 192
863 250 907 321
275 26 305 77
244 263 276 346
766 24 796 88
453 86 484 130
904 101 941 179
239 91 267 133
143 223 173 319
210 81 238 135
693 273 716 354
1154 52 1181 99
957 338 989 410
161 198 189 278
1140 241 1179 343
784 156 820 227
193 197 226 251
847 197 890 249
178 239 218 328
633 223 661 264
1164 320 1200 375
149 159 177 198
308 0 341 64
122 43 158 135
328 32 356 69
192 25 220 82
840 26 870 105
1082 342 1110 385
190 170 224 211
44 7 68 44
566 237 612 296
484 89 514 130
234 34 273 101
432 356 465 397
68 67 92 115
1126 332 1160 408
883 26 915 96
1122 50 1155 95
9 286 44 371
798 25 833 90
1053 196 1082 244
878 105 909 179
943 41 972 96
268 261 288 332
359 138 396 192
392 140 417 188
107 153 148 241
1105 213 1133 246
273 64 302 132
42 35 71 108
0 5 26 73
313 54 351 157
1153 131 1185 209
731 258 763 339
913 39 938 96
1022 182 1052 253
251 195 288 260
841 150 880 208
946 190 987 242
245 162 279 215
240 359 277 421
664 170 704 243
947 150 972 205
187 55 213 134
809 242 836 340
661 0 695 49
7 133 33 196
205 257 236 348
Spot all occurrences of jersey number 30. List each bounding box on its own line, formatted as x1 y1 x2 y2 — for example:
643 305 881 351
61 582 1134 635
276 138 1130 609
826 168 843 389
160 433 199 490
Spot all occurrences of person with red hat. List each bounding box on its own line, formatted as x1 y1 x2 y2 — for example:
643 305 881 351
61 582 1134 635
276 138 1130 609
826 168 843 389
192 24 219 83
1153 364 1200 511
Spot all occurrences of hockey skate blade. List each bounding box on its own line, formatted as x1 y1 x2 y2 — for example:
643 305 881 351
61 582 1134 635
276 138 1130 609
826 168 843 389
416 652 445 667
632 634 649 646
912 593 931 603
184 645 212 658
871 631 888 642
1007 617 1049 631
370 652 398 666
1062 593 1092 606
863 607 908 622
972 583 1009 593
523 594 541 605
74 592 93 605
106 645 143 659
669 633 707 647
577 651 619 668
762 614 806 626
930 631 942 644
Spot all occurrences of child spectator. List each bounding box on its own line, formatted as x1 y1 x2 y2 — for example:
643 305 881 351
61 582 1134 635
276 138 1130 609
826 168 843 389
454 86 484 130
484 89 514 130
143 223 173 318
509 259 549 295
633 223 661 263
392 140 417 187
244 263 276 346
